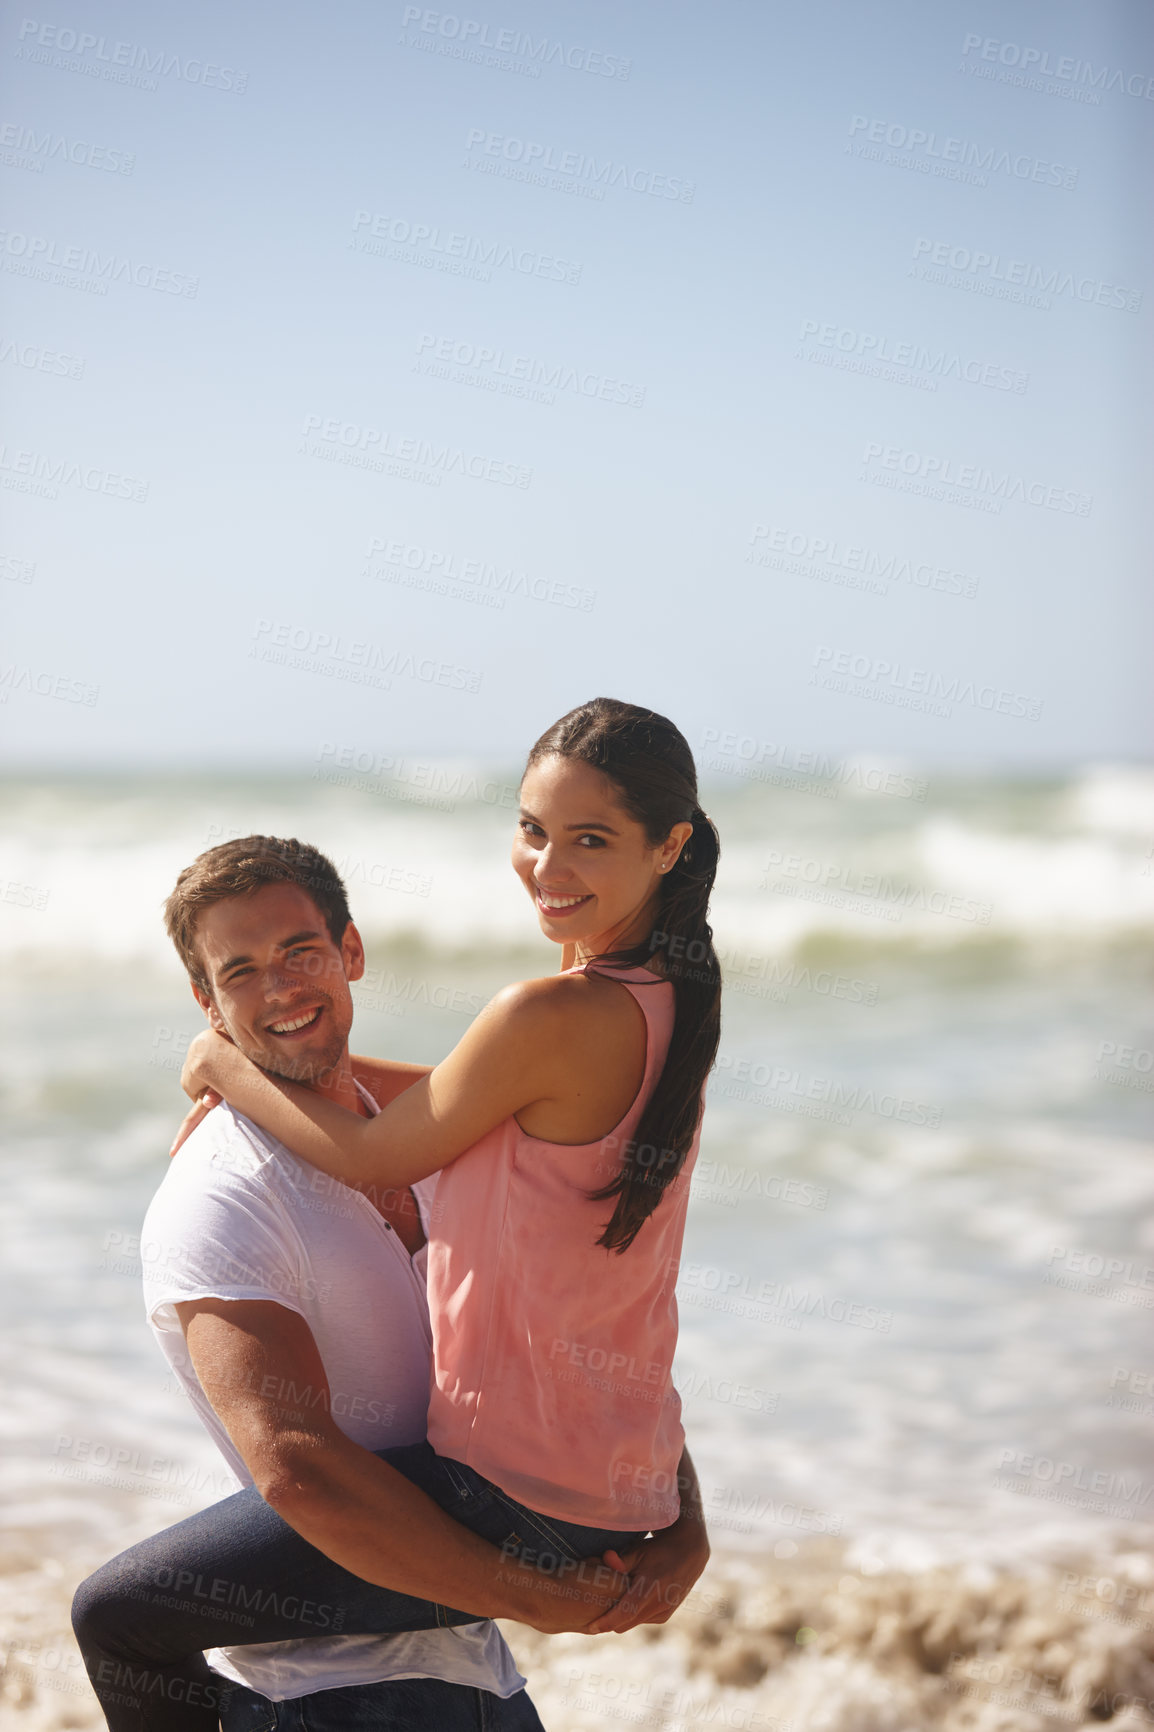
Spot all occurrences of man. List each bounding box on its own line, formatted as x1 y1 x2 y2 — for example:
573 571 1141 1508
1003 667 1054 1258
72 835 703 1731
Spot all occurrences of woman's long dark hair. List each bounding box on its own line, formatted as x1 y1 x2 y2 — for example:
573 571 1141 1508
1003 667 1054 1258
524 698 721 1252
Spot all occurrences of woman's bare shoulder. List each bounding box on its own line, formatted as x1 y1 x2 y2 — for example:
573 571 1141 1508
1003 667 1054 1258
477 972 646 1124
484 969 642 1040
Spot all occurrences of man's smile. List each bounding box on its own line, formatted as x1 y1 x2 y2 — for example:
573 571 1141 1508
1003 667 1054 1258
265 1006 325 1038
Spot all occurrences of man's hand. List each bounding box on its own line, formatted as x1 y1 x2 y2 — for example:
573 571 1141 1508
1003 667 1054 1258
583 1522 708 1633
584 1445 711 1634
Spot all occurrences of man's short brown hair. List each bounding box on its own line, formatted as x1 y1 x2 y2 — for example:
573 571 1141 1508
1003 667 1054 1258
164 836 351 991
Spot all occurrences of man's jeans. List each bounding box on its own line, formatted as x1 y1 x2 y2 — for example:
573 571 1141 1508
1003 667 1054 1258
73 1442 647 1731
221 1674 545 1730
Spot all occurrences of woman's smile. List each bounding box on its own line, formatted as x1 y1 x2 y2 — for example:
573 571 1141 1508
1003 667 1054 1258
534 887 594 918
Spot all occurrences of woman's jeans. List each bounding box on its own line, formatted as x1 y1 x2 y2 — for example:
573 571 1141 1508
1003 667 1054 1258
72 1442 647 1732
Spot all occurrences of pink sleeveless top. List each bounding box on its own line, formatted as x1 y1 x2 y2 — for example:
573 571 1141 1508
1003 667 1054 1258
425 962 702 1530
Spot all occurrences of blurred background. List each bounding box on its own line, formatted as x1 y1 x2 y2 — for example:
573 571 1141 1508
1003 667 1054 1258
2 1 1152 1726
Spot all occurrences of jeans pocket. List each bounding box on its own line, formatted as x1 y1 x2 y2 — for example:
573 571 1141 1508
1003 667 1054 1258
219 1683 278 1732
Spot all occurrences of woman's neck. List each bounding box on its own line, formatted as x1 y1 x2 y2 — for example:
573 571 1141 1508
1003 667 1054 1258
560 941 666 979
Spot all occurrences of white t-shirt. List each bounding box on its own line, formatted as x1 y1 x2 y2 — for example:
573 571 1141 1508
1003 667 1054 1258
140 1087 525 1703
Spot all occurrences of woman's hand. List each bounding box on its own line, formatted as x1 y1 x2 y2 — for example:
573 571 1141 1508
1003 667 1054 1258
179 1027 236 1102
171 1027 241 1156
169 1090 222 1157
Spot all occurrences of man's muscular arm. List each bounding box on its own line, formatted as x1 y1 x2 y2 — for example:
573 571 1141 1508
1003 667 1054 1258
174 1297 626 1631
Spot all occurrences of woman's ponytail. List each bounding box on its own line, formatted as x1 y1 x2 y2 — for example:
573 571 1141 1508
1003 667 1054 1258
524 702 722 1253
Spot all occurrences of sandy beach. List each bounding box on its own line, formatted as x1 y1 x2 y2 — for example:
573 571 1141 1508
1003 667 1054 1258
6 1523 1154 1730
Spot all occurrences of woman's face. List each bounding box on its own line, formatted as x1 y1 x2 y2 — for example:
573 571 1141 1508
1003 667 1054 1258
512 754 691 959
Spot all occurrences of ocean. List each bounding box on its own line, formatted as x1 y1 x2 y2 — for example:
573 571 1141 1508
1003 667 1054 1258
2 760 1152 1730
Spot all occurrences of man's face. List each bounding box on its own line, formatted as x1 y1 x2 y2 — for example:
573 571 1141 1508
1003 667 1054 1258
191 883 364 1086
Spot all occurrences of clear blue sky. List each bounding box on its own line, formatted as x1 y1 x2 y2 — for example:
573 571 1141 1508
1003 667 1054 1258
2 0 1150 768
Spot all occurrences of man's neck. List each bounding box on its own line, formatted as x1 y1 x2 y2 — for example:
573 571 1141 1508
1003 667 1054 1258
301 1052 372 1117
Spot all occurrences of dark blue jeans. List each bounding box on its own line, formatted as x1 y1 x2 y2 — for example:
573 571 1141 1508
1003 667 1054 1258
221 1674 546 1730
72 1442 646 1731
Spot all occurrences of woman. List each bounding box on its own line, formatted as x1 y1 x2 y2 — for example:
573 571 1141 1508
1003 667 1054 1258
78 698 721 1726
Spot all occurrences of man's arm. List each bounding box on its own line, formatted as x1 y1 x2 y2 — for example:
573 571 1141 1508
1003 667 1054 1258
174 1296 626 1632
585 1445 711 1634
